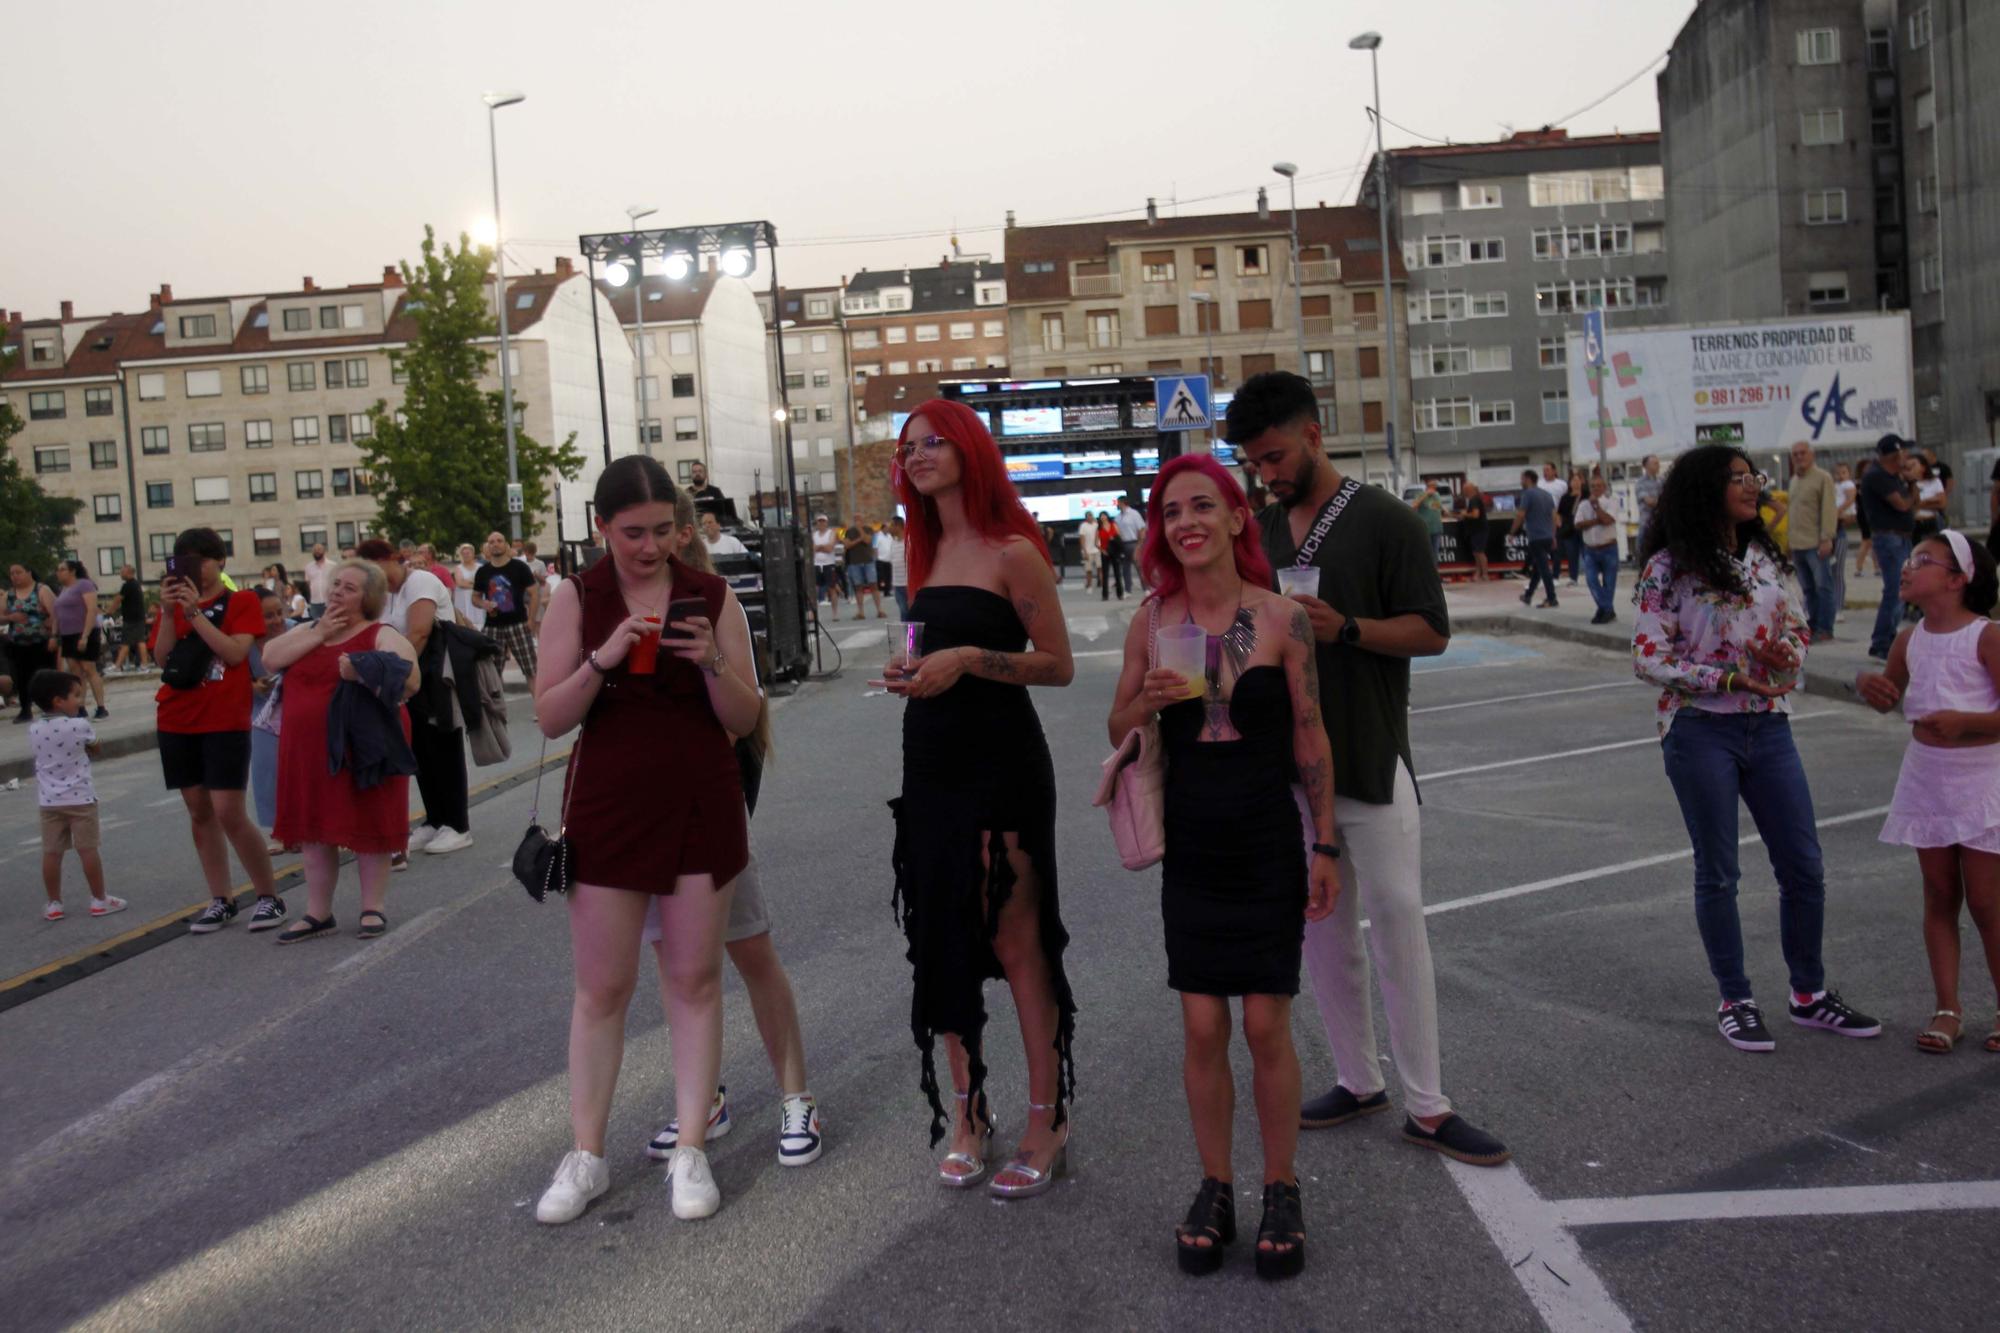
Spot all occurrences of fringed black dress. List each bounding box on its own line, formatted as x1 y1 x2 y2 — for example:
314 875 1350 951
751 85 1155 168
890 585 1077 1146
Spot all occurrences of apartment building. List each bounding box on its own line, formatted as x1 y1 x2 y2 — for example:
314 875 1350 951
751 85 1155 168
843 259 1009 388
601 269 771 508
1382 130 1670 478
1 260 627 578
757 284 851 501
1002 203 1407 478
1659 0 1901 321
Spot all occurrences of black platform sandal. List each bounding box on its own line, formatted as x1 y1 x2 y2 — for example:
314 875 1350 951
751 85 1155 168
1175 1177 1235 1275
357 910 388 940
275 914 337 945
1254 1180 1305 1281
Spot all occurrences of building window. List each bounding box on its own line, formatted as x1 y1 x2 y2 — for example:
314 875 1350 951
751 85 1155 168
332 468 353 496
319 306 340 330
34 446 71 474
185 369 222 398
295 470 324 500
1466 292 1508 318
350 412 372 441
390 355 407 384
324 359 345 388
661 372 692 400
1235 245 1269 276
141 426 169 455
782 371 804 391
28 338 54 364
146 481 174 508
254 527 282 556
669 331 694 356
811 369 830 388
807 297 830 319
85 387 114 416
1909 6 1931 49
1087 309 1122 347
146 533 173 561
282 308 311 332
1634 223 1666 255
328 414 348 443
239 364 269 395
1409 234 1464 268
1918 253 1943 294
809 333 829 354
1141 250 1177 282
636 376 658 404
1476 400 1515 426
887 360 909 375
1539 337 1567 368
1358 346 1382 379
90 440 118 469
1804 189 1848 225
287 362 316 391
1088 364 1123 375
344 358 369 388
1871 105 1897 147
93 493 122 522
1532 222 1633 259
850 329 879 350
1459 183 1503 209
245 419 274 448
1305 350 1333 385
675 416 699 441
982 319 1004 339
249 472 277 502
1414 397 1473 431
638 418 661 445
137 372 166 401
853 363 879 380
1237 299 1273 331
1536 278 1640 314
291 416 320 445
1404 189 1443 216
188 422 226 452
1193 247 1218 278
1039 313 1066 351
948 322 974 340
1801 109 1845 145
192 476 229 506
179 314 217 338
28 390 65 420
1466 238 1505 263
1807 271 1850 306
1914 89 1935 130
915 324 940 342
1144 304 1180 338
814 404 833 422
1542 390 1569 424
1916 174 1940 212
885 326 908 344
299 526 327 553
1797 28 1839 65
96 546 126 578
915 357 943 373
951 357 977 370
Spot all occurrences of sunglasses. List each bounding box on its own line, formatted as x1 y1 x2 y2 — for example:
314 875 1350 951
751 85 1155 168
894 434 952 463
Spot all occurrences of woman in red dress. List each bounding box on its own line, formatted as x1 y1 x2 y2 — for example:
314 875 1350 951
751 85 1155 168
262 560 418 943
530 456 763 1227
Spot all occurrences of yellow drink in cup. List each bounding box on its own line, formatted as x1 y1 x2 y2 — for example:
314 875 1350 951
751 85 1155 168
1155 624 1207 701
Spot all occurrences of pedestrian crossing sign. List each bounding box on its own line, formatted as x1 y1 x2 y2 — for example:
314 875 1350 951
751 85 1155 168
1154 375 1211 432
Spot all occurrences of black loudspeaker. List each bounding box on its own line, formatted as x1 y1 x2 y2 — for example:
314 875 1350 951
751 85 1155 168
757 526 811 683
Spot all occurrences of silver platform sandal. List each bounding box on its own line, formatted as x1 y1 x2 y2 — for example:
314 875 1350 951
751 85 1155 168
938 1089 996 1189
988 1100 1069 1199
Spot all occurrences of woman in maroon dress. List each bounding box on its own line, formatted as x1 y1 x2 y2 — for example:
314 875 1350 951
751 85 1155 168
530 456 763 1227
261 560 419 943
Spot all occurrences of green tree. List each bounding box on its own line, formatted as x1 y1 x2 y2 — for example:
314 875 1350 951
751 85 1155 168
0 339 84 577
361 226 582 544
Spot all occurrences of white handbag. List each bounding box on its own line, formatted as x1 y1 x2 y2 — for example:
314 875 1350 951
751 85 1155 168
1093 598 1167 871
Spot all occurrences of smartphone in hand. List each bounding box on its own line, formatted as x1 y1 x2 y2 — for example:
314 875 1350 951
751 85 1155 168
662 597 708 642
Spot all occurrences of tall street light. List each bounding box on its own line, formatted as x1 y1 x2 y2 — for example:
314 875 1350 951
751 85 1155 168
1273 162 1307 379
1348 32 1400 490
1189 292 1219 450
624 204 657 455
483 89 527 540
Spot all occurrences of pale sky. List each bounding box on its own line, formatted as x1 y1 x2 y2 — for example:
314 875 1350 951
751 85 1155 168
7 0 1697 320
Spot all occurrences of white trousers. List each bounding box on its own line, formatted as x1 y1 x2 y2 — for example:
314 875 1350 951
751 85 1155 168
1299 759 1450 1118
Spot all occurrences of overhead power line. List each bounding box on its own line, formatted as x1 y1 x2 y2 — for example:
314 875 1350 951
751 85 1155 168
1549 51 1670 129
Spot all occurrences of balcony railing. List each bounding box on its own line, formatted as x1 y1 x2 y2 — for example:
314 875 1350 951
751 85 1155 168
1087 329 1121 349
1297 259 1343 284
1070 273 1122 298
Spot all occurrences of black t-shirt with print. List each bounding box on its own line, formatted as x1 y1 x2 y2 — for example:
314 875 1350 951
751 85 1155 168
1258 483 1451 806
1859 464 1914 534
473 559 536 627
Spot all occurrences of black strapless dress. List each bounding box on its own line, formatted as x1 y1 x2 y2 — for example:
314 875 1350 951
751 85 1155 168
891 586 1076 1146
1159 664 1307 996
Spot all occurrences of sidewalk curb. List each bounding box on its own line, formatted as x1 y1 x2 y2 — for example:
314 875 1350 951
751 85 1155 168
0 740 570 1017
1455 613 1870 711
0 682 536 785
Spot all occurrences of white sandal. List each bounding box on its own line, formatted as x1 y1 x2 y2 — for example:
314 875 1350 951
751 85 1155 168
938 1090 996 1189
1916 1008 1960 1054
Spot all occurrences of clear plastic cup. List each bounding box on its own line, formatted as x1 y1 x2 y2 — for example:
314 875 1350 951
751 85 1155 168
1276 566 1320 599
1154 623 1207 700
889 621 924 671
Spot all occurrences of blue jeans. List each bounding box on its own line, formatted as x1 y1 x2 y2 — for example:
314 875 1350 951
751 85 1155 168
1868 530 1911 656
1659 711 1826 1002
892 586 910 620
1559 534 1583 581
1582 543 1619 614
251 726 280 831
1791 546 1837 639
1522 538 1557 601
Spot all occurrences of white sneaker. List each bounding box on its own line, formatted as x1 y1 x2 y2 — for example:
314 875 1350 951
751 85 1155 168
89 896 129 917
778 1094 822 1166
424 827 474 855
535 1149 609 1224
665 1146 720 1220
406 824 440 853
647 1085 730 1160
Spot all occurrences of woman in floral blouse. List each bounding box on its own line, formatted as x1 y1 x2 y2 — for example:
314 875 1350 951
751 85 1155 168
1632 445 1881 1054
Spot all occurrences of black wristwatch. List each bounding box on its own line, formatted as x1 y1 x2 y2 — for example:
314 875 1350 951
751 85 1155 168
1337 617 1362 647
1312 842 1342 860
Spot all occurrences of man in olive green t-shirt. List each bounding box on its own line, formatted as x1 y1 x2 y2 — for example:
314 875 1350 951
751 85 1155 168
1785 440 1839 640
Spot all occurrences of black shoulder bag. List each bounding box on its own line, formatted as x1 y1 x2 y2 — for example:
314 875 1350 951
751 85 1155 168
513 577 581 903
159 597 232 690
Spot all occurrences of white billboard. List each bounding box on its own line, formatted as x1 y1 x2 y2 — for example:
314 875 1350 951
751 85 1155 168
1565 312 1913 463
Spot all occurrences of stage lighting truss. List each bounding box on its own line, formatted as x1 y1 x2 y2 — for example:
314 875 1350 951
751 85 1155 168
578 221 777 285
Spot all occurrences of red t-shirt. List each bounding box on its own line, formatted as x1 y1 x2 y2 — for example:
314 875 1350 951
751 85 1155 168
150 589 267 734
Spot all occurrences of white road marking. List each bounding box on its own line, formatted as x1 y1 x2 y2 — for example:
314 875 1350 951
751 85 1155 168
149 795 184 807
1068 615 1111 641
1420 804 1891 920
1074 649 1124 660
1445 1161 1634 1332
1551 1180 2000 1227
330 904 449 971
1410 681 1634 716
1410 657 1541 677
1424 711 1837 782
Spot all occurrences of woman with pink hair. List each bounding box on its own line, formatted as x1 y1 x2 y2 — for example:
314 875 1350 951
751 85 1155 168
1106 453 1339 1280
879 398 1078 1199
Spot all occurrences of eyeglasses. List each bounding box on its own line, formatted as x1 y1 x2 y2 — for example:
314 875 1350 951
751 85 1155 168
1729 471 1770 489
1904 553 1956 573
894 434 951 463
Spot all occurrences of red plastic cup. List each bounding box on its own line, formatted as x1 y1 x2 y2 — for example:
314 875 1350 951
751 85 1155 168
629 615 663 673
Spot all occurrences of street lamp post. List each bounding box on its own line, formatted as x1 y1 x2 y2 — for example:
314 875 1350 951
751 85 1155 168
1273 162 1307 379
1348 32 1400 490
626 204 658 457
483 90 527 541
1190 292 1218 449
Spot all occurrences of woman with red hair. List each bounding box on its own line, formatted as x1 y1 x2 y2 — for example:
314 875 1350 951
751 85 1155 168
1106 453 1340 1280
879 397 1078 1199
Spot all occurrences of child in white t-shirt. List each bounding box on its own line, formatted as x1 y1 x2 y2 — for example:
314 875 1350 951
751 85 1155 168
30 669 125 921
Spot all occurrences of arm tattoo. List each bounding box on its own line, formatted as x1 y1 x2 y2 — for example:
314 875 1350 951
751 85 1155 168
1013 596 1039 633
1289 606 1324 730
1297 756 1332 835
972 647 1067 686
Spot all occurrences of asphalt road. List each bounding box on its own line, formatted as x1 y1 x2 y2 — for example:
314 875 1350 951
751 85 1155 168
3 584 1996 1332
